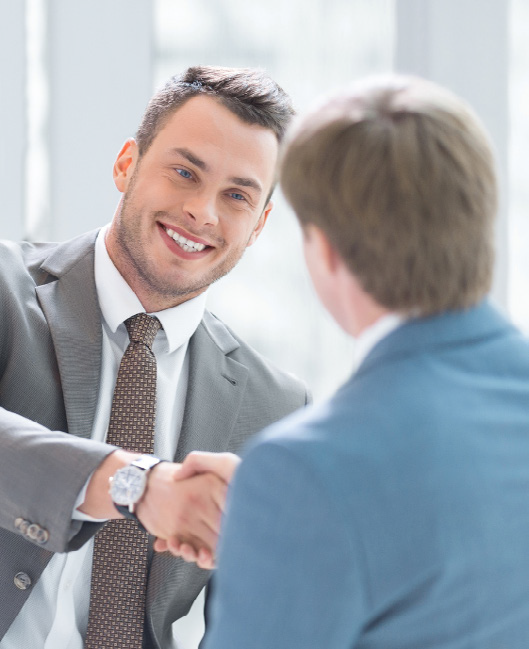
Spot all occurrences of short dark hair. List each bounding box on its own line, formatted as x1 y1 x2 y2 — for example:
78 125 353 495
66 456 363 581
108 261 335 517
135 65 295 156
281 75 497 315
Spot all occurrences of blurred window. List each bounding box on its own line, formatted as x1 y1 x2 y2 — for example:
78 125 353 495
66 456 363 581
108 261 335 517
509 0 529 333
154 0 395 401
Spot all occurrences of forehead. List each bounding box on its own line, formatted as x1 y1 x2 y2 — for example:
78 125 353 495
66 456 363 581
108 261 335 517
146 95 279 188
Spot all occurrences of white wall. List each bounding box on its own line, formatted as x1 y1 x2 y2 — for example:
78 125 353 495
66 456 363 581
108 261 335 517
0 0 26 240
0 0 155 242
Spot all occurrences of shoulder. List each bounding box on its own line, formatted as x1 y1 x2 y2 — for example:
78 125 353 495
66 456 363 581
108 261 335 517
241 399 337 472
200 310 310 407
0 229 99 287
0 238 53 275
0 239 58 305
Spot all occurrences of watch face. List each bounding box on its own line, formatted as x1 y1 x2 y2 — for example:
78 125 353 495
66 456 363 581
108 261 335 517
110 465 147 505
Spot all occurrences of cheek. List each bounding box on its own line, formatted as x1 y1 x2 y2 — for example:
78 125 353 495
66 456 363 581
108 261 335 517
309 269 333 311
303 239 336 314
303 237 320 281
303 243 324 296
223 214 261 249
307 265 345 328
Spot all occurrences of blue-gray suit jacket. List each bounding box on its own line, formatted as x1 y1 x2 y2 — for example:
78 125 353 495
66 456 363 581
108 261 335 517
0 230 309 648
204 301 529 649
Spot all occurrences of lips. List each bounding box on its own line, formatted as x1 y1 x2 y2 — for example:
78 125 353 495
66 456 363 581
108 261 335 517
158 223 214 260
160 223 211 253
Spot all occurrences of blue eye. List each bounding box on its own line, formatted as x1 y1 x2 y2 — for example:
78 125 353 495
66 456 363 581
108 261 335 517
230 193 245 201
177 169 192 179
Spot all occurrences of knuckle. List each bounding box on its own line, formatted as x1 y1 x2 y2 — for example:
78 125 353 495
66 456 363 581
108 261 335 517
186 488 203 508
174 510 190 528
205 472 220 488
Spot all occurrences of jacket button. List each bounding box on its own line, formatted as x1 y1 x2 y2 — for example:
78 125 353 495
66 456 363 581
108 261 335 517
27 524 40 540
35 528 49 545
14 572 32 590
14 518 30 535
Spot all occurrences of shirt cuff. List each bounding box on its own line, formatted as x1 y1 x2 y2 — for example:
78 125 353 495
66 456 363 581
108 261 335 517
72 471 108 523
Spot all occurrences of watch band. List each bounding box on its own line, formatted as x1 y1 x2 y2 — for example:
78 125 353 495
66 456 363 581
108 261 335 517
130 454 165 473
112 455 166 532
115 503 149 533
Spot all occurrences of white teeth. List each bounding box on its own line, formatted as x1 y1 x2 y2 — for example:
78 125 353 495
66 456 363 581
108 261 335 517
164 227 206 252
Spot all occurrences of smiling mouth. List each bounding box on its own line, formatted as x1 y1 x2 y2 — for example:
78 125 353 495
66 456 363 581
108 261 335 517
162 225 208 253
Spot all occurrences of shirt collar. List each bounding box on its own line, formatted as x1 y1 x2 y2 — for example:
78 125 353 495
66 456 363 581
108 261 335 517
94 225 207 352
352 313 405 373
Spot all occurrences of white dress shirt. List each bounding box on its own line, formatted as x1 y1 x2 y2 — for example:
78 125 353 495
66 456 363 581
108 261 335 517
351 313 405 374
2 226 207 649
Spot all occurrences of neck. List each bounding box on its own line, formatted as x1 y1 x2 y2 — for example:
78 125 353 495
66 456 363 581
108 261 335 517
351 299 392 337
336 267 392 337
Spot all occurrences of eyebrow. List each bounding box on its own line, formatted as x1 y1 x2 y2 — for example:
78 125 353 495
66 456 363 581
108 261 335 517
229 176 262 195
170 147 263 195
170 147 208 171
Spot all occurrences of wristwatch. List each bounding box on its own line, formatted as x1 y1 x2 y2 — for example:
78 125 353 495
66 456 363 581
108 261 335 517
109 455 164 531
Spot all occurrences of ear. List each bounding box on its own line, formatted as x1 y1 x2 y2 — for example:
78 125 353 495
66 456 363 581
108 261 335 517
304 224 390 337
113 138 139 193
246 200 273 247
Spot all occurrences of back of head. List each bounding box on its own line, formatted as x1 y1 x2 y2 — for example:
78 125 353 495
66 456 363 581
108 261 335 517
136 65 295 156
281 75 497 316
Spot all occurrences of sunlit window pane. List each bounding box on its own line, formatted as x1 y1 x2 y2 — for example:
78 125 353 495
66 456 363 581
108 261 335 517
154 0 395 402
509 0 529 333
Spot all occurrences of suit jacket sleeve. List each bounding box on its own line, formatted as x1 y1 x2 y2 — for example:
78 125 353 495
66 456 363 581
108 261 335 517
0 234 117 553
0 406 116 553
201 438 363 649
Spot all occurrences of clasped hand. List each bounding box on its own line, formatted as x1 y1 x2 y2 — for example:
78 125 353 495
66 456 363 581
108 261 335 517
135 452 240 569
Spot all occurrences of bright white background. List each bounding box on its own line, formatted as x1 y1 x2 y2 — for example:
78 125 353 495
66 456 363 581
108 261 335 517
0 1 526 646
1 0 522 404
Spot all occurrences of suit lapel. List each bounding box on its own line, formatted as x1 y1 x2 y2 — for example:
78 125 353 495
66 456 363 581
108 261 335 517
35 232 102 439
175 313 249 460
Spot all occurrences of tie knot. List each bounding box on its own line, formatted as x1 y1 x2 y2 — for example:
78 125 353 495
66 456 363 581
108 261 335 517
125 313 161 349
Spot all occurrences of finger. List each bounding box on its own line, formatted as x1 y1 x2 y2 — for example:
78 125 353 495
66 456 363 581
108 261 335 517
166 536 183 556
179 542 200 563
177 451 241 483
209 478 229 513
182 516 219 552
153 538 169 552
175 542 215 569
172 454 205 481
196 547 215 570
142 474 223 543
166 536 206 564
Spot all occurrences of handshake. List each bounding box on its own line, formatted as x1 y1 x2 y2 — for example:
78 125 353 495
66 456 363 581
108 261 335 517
80 450 240 570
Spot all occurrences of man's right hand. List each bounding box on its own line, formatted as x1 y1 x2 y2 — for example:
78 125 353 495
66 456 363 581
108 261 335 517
79 450 229 570
151 451 241 567
136 461 227 568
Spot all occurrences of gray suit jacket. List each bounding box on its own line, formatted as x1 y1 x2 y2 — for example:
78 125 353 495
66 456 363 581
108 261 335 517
0 229 309 647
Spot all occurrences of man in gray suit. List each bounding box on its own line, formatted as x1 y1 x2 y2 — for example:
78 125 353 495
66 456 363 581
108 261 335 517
0 66 308 648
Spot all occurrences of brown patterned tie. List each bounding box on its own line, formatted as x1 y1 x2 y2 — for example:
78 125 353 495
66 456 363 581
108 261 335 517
85 313 161 649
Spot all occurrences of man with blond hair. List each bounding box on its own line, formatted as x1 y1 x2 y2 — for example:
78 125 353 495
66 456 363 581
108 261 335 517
201 75 529 648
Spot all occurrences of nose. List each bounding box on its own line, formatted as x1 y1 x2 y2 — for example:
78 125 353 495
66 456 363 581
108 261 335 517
182 191 218 228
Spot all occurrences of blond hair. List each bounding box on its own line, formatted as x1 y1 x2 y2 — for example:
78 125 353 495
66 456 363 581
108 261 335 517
281 76 497 315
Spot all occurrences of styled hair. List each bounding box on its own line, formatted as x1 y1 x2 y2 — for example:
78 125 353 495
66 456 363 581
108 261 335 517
135 65 295 156
281 75 497 315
